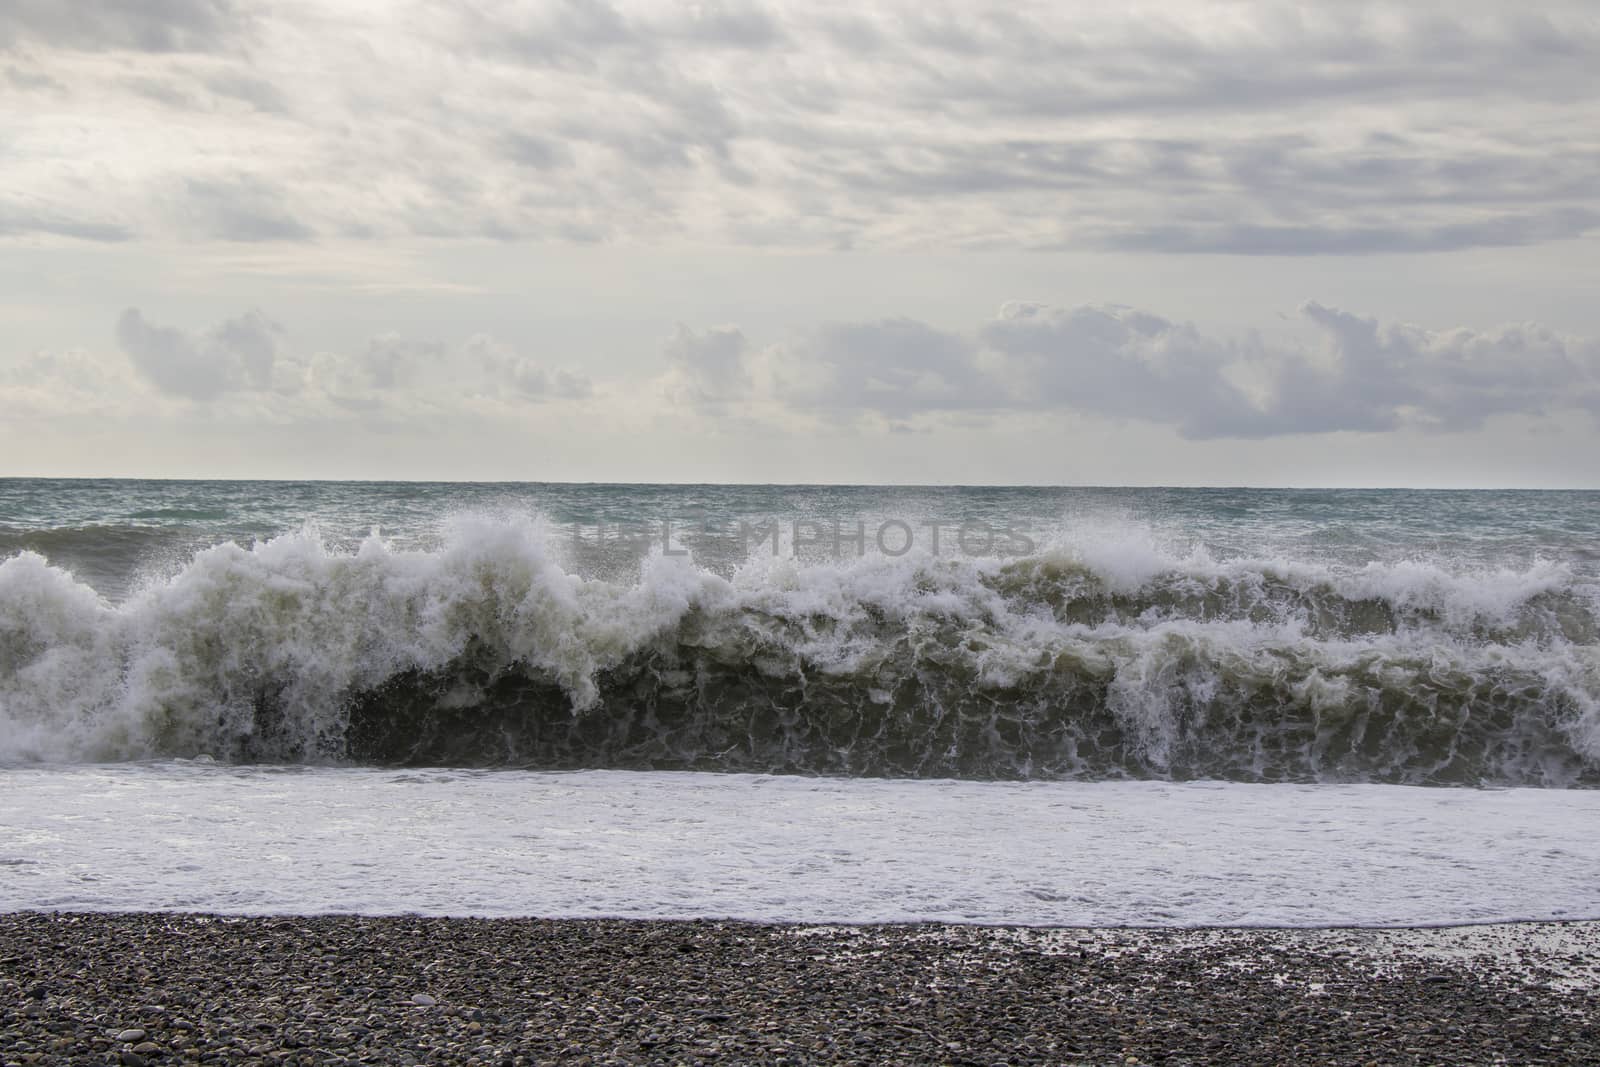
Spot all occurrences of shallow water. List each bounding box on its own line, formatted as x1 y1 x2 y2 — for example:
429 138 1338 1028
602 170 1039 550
3 764 1597 926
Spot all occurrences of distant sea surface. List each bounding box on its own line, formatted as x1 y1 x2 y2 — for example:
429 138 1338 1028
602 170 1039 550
3 479 1598 924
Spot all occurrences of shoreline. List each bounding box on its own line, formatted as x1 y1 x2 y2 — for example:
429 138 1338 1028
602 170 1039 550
4 914 1596 1065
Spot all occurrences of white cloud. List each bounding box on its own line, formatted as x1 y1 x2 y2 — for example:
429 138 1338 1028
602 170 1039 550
466 333 594 399
105 309 595 416
0 348 145 418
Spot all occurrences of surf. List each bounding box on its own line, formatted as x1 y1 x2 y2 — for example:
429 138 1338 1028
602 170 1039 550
1 515 1596 784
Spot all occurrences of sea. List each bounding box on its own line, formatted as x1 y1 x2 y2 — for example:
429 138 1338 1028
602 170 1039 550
3 479 1598 926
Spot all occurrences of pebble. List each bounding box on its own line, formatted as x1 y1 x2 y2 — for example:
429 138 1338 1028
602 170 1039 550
1 913 1595 1065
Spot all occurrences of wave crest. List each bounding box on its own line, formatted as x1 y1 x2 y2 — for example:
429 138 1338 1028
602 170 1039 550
2 517 1597 784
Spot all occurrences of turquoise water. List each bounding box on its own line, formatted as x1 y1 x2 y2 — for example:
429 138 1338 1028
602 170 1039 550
5 478 1598 594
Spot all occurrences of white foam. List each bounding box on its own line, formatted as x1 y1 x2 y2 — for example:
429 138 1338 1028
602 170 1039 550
2 517 1597 774
2 766 1597 926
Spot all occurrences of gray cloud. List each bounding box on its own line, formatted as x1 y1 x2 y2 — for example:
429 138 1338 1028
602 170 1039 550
1002 303 1600 437
116 308 281 400
892 9 1599 120
0 200 131 242
777 319 1006 418
479 0 637 69
500 133 574 170
337 334 448 394
978 304 1269 438
661 324 751 411
677 301 1600 439
481 0 785 68
0 0 246 53
3 1 1597 252
54 298 1600 442
173 177 315 242
1107 210 1600 256
202 71 289 114
674 6 783 49
1287 303 1600 433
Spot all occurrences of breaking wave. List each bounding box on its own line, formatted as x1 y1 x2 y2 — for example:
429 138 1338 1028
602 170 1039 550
2 517 1598 785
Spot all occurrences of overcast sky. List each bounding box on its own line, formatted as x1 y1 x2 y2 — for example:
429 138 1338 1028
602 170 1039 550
3 0 1599 486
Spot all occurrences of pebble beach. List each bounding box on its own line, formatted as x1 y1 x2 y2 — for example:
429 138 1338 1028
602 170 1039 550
3 913 1596 1065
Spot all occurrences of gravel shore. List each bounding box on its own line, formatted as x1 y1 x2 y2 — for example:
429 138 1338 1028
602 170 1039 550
3 913 1596 1065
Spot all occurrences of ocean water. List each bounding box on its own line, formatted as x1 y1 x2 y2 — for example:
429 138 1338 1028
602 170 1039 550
2 479 1599 924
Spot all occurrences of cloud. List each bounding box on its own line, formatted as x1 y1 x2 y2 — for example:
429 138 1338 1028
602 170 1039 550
0 349 144 419
466 334 594 399
891 9 1598 121
30 299 1600 441
500 133 574 170
1287 302 1600 433
2 1 1596 251
978 303 1267 437
483 1 785 68
107 309 595 415
172 177 315 242
0 199 131 242
985 301 1600 437
202 71 289 114
1107 210 1600 256
548 369 594 399
665 301 1600 439
775 318 1006 417
116 308 282 400
354 334 444 391
0 0 247 53
658 324 752 412
5 64 60 91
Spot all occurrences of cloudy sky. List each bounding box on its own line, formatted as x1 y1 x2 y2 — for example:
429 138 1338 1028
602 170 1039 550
3 0 1598 486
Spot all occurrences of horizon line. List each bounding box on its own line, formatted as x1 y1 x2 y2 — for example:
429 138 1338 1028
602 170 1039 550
2 474 1596 492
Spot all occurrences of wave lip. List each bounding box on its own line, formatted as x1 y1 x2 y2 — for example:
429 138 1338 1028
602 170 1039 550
2 517 1597 785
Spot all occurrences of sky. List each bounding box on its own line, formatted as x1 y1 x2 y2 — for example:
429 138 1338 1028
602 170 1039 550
2 0 1599 487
